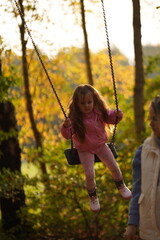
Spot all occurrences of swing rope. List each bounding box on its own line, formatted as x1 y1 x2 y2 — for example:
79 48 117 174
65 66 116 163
101 0 119 144
13 0 67 119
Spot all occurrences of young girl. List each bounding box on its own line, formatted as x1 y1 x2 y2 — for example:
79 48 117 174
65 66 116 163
61 84 131 212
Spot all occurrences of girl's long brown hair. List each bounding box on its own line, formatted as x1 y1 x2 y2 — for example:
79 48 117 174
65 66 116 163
68 84 109 142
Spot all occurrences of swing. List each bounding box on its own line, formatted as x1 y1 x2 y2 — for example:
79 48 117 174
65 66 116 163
65 0 119 165
13 0 119 165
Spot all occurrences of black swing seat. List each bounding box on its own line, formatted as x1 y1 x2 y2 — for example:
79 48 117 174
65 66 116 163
64 143 118 165
64 148 100 165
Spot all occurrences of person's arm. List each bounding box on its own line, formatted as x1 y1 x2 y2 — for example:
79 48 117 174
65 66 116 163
60 118 73 139
124 145 142 240
106 109 123 124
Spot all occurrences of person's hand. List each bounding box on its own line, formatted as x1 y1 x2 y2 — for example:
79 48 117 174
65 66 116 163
117 109 123 119
63 118 71 128
123 225 140 240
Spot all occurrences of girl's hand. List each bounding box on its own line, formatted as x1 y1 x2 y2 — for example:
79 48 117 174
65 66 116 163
63 118 71 128
117 109 123 119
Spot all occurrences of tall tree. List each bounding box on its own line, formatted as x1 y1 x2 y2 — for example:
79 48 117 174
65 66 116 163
80 0 94 85
0 102 26 233
0 58 25 234
132 0 145 138
13 0 47 176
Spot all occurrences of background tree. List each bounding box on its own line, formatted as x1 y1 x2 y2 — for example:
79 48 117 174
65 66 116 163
132 0 145 139
0 55 26 236
0 102 26 235
80 0 94 85
12 0 48 177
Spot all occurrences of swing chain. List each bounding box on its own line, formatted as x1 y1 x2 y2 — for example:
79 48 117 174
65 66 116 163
13 0 67 119
101 0 119 144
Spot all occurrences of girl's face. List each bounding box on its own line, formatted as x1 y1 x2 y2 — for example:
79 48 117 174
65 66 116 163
78 92 94 114
149 106 160 137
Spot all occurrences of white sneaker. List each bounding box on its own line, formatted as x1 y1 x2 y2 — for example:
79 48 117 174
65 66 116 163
118 184 132 200
89 196 100 212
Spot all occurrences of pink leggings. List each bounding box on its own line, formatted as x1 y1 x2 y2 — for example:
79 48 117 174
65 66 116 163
78 144 122 191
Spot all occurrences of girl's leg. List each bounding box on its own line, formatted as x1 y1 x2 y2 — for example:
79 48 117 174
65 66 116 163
78 151 96 191
96 144 132 200
78 150 100 212
96 144 122 181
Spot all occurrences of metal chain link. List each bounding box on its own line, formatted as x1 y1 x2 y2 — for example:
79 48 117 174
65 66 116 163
13 0 67 119
101 0 119 144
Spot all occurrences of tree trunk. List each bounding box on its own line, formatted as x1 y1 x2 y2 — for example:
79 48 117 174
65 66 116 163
0 101 26 232
18 0 47 175
80 0 94 86
132 0 145 138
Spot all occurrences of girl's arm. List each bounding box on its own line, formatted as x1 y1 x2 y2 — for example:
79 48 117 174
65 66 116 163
60 118 73 139
106 109 123 124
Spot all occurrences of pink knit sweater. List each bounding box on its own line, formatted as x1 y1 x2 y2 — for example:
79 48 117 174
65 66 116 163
61 109 122 154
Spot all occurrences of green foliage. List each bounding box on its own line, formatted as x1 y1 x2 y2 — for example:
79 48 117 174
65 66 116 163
144 55 160 105
144 54 160 75
0 75 14 102
0 143 130 239
0 129 18 143
0 142 131 239
0 65 21 103
0 168 37 199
